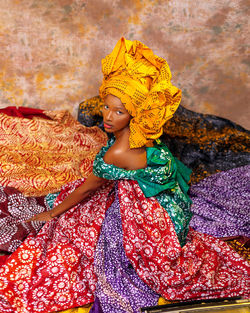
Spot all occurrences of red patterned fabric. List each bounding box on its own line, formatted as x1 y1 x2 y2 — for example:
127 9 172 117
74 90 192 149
118 180 249 300
0 106 51 119
0 179 114 313
0 186 50 252
0 179 249 313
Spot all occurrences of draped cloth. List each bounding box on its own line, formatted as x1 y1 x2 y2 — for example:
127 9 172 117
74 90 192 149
0 140 249 313
78 96 250 184
162 105 250 184
0 178 114 313
93 138 192 246
0 186 50 253
0 102 249 313
93 185 159 313
0 110 107 197
189 165 250 238
0 106 52 119
0 108 107 254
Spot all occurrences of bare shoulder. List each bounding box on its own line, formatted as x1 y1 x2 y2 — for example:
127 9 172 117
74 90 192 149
104 144 147 170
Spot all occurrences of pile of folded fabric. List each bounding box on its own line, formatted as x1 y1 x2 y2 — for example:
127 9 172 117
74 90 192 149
0 106 107 253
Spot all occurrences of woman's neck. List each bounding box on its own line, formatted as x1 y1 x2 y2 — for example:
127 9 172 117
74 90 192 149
113 127 130 147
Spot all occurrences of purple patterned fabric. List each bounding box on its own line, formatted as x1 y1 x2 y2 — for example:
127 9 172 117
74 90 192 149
89 297 103 313
189 165 250 238
93 187 159 313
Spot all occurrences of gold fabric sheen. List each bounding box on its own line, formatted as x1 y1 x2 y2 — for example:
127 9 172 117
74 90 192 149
56 304 92 313
56 297 172 313
99 37 181 148
0 111 107 196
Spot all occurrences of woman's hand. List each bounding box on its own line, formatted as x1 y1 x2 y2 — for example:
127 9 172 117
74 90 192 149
26 211 53 222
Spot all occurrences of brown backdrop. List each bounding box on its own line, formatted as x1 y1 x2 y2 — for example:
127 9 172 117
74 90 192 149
0 0 249 128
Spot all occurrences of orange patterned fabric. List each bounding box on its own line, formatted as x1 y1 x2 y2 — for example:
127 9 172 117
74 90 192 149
226 239 250 262
100 37 181 148
0 110 107 197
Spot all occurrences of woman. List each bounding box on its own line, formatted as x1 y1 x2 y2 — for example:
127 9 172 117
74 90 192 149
27 94 145 221
0 38 249 313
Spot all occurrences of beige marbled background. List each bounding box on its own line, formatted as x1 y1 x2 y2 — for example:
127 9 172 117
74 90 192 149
0 0 249 128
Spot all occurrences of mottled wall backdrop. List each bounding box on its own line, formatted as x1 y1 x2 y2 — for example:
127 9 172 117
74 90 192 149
0 0 249 128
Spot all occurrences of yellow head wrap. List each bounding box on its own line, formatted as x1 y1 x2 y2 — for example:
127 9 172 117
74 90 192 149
99 37 181 148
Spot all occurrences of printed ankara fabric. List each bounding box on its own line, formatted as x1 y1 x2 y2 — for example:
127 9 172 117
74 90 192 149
0 109 107 197
93 138 192 246
118 180 249 301
0 179 114 313
100 37 181 148
78 96 250 247
0 143 249 313
162 105 250 184
93 186 159 313
0 186 50 253
78 96 250 184
189 165 250 238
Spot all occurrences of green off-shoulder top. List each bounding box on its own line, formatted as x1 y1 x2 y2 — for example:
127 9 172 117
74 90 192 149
93 138 192 246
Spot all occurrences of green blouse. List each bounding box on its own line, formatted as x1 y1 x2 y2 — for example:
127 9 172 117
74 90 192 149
93 138 192 246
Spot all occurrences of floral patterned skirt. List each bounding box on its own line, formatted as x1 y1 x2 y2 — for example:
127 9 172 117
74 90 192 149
0 178 249 313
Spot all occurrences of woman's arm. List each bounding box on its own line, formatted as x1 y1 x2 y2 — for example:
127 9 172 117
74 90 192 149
27 173 107 222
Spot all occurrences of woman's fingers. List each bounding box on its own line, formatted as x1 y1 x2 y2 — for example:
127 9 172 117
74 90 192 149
26 211 53 222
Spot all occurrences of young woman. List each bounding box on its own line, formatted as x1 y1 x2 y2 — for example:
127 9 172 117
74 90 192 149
0 38 249 313
27 94 146 223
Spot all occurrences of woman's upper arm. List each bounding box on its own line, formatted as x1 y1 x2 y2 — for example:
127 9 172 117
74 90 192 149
77 173 107 195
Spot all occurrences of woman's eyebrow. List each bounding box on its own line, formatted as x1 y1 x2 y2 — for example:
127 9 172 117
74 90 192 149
114 105 126 110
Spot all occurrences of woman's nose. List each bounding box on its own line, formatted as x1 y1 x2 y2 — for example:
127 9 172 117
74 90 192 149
106 111 112 121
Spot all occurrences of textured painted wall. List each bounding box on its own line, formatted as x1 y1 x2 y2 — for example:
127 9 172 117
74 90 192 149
0 0 249 128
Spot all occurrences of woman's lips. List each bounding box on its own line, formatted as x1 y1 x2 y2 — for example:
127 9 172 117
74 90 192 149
103 123 112 129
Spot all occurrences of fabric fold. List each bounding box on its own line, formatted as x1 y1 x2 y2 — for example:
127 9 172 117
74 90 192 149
93 138 192 245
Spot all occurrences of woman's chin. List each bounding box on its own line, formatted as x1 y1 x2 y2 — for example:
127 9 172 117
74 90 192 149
104 127 113 133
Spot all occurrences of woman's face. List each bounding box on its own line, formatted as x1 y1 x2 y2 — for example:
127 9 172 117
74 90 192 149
102 94 131 134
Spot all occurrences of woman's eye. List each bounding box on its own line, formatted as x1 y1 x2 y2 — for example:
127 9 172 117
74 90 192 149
117 111 123 115
104 105 109 109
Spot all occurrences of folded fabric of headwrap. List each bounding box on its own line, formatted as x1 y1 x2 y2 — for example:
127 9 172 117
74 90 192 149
99 37 182 148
